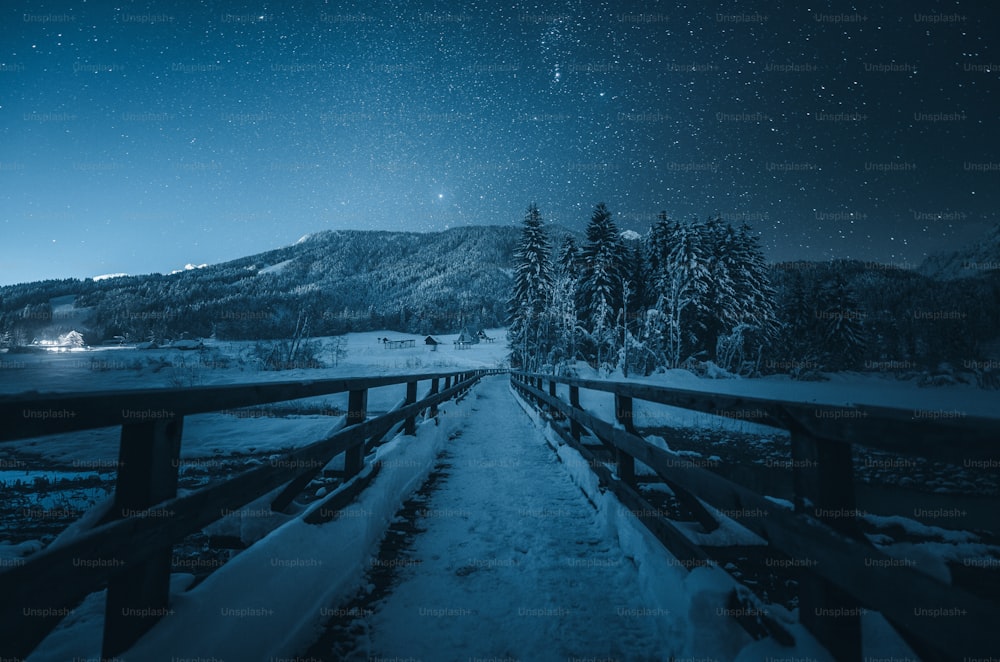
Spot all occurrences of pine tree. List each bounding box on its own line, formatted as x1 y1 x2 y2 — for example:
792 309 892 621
549 234 582 370
816 270 866 370
545 272 579 371
642 214 678 367
713 222 780 373
556 234 582 275
578 203 627 371
770 262 864 373
507 204 554 370
700 216 739 359
661 218 712 366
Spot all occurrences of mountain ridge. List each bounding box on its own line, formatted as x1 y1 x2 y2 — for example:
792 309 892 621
918 224 1000 280
3 223 998 345
1 225 533 342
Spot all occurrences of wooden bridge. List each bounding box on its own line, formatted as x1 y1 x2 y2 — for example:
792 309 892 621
511 371 1000 661
1 369 998 660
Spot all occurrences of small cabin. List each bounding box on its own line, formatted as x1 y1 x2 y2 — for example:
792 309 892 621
382 338 416 350
477 329 495 343
454 327 479 350
424 336 442 351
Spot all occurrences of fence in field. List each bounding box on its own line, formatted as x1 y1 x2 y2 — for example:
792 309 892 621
511 370 1000 662
0 368 506 660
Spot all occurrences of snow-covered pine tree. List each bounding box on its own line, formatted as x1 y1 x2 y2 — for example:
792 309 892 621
619 241 648 376
556 234 582 275
644 212 673 294
640 215 677 368
578 203 627 371
700 216 740 361
660 218 712 366
711 221 780 373
545 272 580 372
507 203 554 370
547 234 583 370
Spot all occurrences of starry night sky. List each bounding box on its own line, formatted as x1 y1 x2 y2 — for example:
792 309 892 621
2 0 999 285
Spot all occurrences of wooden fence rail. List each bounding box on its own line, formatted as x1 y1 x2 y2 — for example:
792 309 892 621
510 370 1000 662
0 368 507 660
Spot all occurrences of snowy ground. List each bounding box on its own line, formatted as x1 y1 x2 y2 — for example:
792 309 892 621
307 376 682 661
0 328 509 395
4 335 999 660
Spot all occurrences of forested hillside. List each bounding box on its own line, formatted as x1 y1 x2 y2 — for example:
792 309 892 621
0 226 524 343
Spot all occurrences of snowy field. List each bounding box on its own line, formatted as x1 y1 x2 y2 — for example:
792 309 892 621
0 328 510 395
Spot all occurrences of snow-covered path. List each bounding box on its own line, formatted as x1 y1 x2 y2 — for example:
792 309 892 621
329 376 673 661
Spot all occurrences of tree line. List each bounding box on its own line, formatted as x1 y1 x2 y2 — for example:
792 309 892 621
507 204 1000 381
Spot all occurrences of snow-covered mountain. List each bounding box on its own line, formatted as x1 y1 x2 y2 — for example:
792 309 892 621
0 226 544 342
919 224 1000 280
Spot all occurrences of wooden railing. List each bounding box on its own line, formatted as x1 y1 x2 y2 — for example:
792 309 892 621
0 368 507 660
511 370 1000 661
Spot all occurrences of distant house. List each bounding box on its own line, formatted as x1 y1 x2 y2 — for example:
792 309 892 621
477 329 495 343
33 330 86 350
424 336 442 351
382 337 416 349
454 327 479 349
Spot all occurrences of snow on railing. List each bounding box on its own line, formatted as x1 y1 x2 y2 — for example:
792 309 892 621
0 368 507 660
511 370 1000 662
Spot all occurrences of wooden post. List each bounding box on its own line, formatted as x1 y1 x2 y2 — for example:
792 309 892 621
404 380 418 435
791 429 862 661
569 385 583 441
428 378 440 418
344 389 367 479
614 394 637 486
102 417 183 658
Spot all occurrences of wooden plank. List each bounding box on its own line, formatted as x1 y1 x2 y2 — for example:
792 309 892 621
428 378 440 419
404 381 418 435
540 408 711 568
0 370 479 442
513 372 1000 461
791 429 863 660
569 385 583 441
614 394 637 487
270 417 348 513
0 372 484 660
596 399 718 533
516 383 796 648
304 462 382 525
513 376 1000 659
101 418 184 658
343 389 367 479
